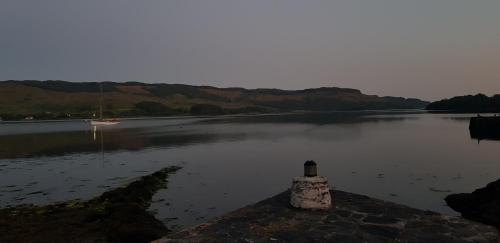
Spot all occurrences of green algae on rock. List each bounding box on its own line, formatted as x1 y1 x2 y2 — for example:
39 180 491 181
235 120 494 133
0 166 181 243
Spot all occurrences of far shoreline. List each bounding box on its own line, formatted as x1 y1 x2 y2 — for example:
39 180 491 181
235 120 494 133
0 109 433 123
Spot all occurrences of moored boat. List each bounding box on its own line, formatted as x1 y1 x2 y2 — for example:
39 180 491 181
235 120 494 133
469 115 500 140
90 119 120 126
90 82 120 126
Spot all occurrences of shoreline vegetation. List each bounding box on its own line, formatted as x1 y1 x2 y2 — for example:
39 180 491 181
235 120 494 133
0 110 429 124
0 80 428 121
0 166 181 243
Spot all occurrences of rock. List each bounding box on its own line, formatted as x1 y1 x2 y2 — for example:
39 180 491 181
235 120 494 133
446 178 500 229
0 166 182 243
290 176 332 210
155 190 500 243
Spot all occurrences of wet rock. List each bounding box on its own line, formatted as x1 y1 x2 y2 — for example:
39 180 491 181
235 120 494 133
0 166 181 243
26 191 44 195
446 178 500 229
429 187 452 193
362 215 399 224
360 224 401 238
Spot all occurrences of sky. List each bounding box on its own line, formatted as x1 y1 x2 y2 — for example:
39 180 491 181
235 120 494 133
1 1 499 101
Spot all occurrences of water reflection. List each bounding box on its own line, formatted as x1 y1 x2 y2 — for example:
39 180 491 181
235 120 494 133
0 124 243 159
0 112 417 160
199 111 419 125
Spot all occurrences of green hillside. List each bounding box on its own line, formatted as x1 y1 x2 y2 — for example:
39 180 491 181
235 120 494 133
0 80 429 120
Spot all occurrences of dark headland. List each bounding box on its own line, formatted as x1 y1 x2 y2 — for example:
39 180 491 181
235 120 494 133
426 94 500 113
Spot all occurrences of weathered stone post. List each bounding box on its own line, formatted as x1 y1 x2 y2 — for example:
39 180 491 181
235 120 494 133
290 160 332 210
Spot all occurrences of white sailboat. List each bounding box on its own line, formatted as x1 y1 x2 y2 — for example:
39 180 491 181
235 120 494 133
90 83 120 126
90 119 120 126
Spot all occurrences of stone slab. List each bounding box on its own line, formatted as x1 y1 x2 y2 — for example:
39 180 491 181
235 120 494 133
154 190 500 243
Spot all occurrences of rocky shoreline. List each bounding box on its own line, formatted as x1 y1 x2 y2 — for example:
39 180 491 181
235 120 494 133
0 166 181 243
2 165 500 243
446 178 500 230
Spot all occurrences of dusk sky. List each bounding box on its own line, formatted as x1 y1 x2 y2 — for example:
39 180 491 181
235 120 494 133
1 1 499 101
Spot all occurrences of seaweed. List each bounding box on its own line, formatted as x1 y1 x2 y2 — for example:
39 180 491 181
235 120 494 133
0 166 181 243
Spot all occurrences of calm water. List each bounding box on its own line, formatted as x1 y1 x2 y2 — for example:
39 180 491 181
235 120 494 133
0 112 499 229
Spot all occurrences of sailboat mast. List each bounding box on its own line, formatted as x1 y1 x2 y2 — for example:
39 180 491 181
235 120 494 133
99 82 103 120
90 82 119 126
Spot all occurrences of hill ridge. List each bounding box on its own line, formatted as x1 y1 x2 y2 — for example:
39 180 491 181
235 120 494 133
0 80 428 120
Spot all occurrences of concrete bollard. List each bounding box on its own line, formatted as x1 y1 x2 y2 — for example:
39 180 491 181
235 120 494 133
290 160 332 210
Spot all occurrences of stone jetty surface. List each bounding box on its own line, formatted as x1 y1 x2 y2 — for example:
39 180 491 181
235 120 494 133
155 190 500 243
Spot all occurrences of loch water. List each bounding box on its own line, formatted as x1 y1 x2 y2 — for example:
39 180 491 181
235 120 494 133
0 112 498 229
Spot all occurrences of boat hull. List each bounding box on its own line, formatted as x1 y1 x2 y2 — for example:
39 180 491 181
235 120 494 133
90 120 120 126
469 116 500 140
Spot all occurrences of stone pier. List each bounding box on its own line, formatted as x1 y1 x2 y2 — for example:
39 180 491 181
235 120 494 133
155 190 499 242
154 161 500 242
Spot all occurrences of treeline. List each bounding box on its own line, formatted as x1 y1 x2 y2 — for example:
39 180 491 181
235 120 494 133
0 102 271 121
3 80 120 93
426 94 500 112
126 102 270 116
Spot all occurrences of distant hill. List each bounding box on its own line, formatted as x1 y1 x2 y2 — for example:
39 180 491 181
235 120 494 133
426 94 500 112
0 80 428 120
